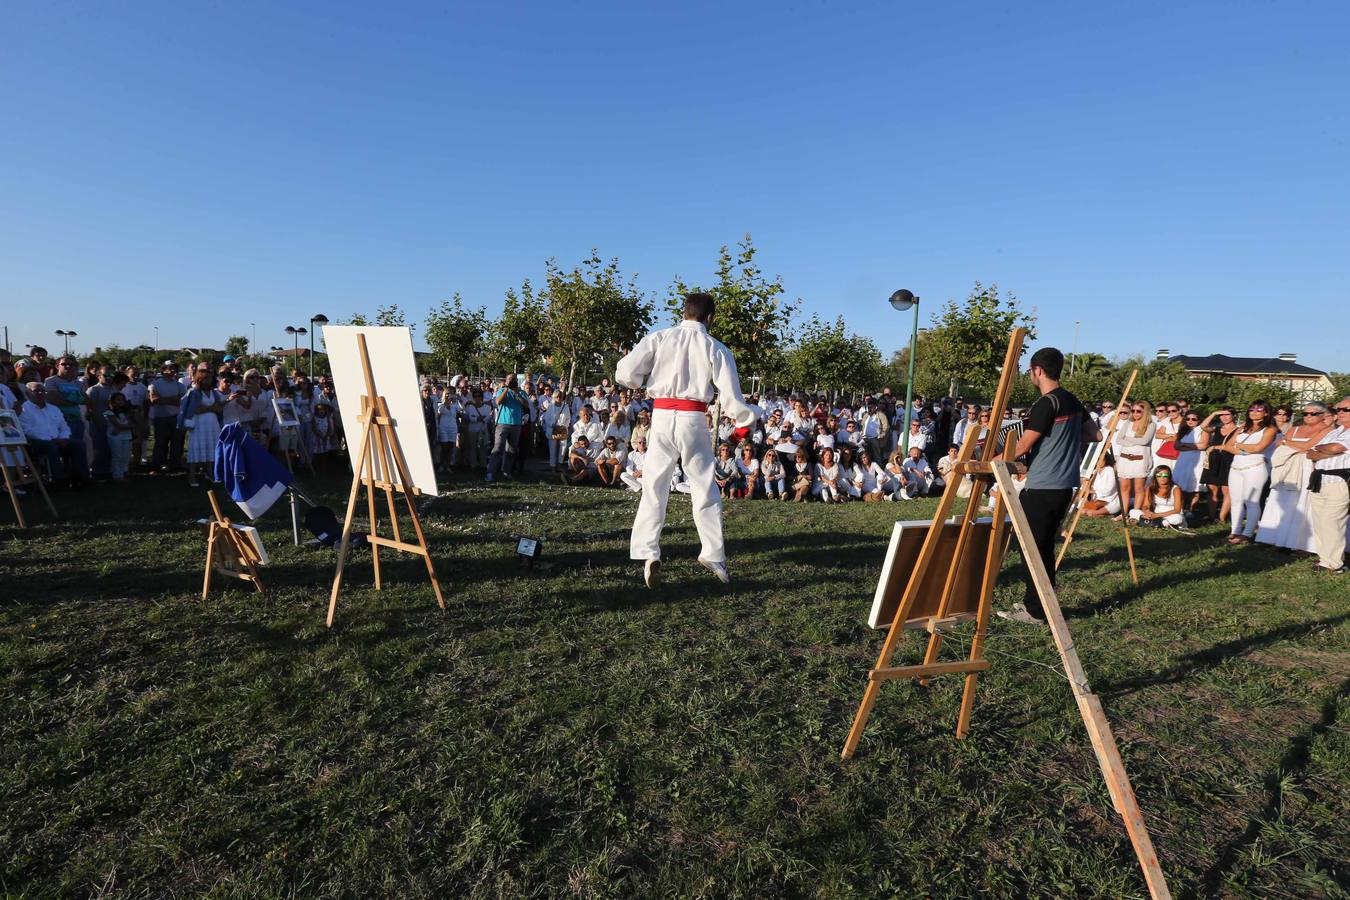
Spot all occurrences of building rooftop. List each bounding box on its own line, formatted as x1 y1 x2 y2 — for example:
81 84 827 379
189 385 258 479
1167 353 1326 377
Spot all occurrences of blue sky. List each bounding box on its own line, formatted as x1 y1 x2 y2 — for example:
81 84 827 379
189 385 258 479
3 1 1347 370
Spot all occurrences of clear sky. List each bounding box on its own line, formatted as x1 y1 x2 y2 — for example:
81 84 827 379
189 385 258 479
3 1 1347 370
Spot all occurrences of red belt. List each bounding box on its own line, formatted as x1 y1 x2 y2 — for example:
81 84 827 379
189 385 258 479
654 398 708 412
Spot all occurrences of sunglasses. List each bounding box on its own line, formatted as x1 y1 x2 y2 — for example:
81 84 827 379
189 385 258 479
1155 473 1171 478
1335 407 1350 414
1248 406 1266 412
1303 411 1323 417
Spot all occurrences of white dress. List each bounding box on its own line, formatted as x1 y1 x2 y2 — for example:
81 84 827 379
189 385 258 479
185 389 224 464
1115 421 1156 479
1171 427 1205 494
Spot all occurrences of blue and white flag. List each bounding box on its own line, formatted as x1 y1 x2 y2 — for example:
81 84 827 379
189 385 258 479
214 423 294 519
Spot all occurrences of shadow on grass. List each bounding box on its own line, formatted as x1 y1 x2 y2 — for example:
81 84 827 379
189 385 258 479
1097 612 1350 698
1198 675 1350 895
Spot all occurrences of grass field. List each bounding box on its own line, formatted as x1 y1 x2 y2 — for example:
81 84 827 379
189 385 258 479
2 468 1348 898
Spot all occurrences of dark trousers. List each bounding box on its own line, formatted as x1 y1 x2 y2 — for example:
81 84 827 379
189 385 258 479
28 439 66 482
91 418 111 477
150 417 181 470
1017 488 1074 620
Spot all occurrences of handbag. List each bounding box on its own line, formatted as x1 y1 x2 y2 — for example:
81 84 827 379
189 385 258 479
1156 440 1179 460
551 425 569 442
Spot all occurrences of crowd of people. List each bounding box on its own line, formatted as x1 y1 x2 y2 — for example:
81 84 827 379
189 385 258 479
2 342 1347 574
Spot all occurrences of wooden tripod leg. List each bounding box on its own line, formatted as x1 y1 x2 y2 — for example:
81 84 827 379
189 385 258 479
364 408 383 592
372 415 404 545
1056 500 1086 569
994 461 1170 899
380 399 444 609
1123 518 1139 585
1 463 26 528
202 523 218 600
327 418 374 627
958 522 1011 738
918 484 985 684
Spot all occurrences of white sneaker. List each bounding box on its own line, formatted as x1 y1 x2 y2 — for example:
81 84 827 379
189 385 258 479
644 558 661 589
699 558 731 584
997 603 1046 625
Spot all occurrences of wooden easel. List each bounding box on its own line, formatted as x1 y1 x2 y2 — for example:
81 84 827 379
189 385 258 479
326 333 444 627
1 444 57 528
202 490 264 599
1056 368 1139 584
841 331 1170 899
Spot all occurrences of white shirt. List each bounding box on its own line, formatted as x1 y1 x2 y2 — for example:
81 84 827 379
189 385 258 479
1092 466 1119 504
615 320 758 428
861 412 882 439
625 449 646 474
571 417 604 446
1313 425 1350 470
736 457 760 478
19 402 70 441
902 457 931 482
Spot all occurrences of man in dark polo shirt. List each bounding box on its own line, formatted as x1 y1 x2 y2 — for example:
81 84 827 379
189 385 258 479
999 347 1101 625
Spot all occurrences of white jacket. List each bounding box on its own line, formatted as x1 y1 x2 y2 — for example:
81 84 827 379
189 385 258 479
615 320 759 428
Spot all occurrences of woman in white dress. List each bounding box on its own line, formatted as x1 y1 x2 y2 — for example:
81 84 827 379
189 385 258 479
543 391 572 472
1171 410 1206 507
813 447 843 502
1083 452 1123 518
854 449 890 501
183 368 224 487
1255 403 1334 552
1115 401 1157 513
1151 403 1181 462
436 386 460 471
1129 465 1185 528
1220 400 1278 544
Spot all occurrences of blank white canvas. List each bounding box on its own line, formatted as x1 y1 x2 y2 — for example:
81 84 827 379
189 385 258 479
323 325 438 497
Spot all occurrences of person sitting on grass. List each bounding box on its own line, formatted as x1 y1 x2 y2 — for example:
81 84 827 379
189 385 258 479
1082 450 1123 519
813 446 844 503
812 421 835 457
852 448 889 501
761 447 786 500
620 436 647 493
885 448 913 500
733 442 759 499
713 442 741 498
1129 464 1186 528
594 435 627 487
791 447 814 502
563 435 595 485
902 445 933 497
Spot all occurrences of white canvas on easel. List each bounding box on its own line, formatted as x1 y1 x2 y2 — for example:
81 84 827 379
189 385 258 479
323 325 439 497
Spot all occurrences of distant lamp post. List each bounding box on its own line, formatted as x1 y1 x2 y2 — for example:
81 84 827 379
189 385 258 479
250 323 256 356
284 325 308 372
309 314 328 380
55 329 78 355
888 290 920 453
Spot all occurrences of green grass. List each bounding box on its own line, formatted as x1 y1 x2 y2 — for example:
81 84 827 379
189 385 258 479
2 470 1348 898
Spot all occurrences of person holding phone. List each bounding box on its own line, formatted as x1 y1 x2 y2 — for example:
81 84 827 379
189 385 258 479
485 374 527 482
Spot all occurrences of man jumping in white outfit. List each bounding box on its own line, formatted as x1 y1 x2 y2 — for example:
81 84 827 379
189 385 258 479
615 292 759 588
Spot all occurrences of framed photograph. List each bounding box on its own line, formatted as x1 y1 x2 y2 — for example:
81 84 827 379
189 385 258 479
0 409 26 447
272 397 300 428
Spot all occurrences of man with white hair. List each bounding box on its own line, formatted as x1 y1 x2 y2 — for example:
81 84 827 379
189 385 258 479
18 382 74 484
1307 398 1350 574
616 292 758 587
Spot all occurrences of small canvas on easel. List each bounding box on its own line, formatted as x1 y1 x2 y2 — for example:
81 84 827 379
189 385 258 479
867 518 998 628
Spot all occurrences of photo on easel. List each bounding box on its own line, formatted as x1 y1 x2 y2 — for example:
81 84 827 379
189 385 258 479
0 409 25 446
272 397 300 428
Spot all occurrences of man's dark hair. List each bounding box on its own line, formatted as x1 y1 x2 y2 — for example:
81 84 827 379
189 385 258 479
683 291 715 322
1029 347 1064 380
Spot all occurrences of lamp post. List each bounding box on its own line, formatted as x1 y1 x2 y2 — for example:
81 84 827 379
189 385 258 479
154 326 160 354
889 290 920 453
284 326 308 375
55 329 77 355
309 314 328 380
1070 320 1080 377
250 323 256 357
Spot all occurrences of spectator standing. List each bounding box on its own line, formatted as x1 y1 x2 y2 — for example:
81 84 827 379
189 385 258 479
485 374 527 482
1172 410 1206 507
121 365 149 467
1115 401 1157 513
1197 406 1238 524
1256 402 1334 553
435 386 460 472
1307 399 1350 573
103 391 135 480
182 368 225 487
1221 400 1277 544
86 364 119 479
147 362 185 473
42 356 91 485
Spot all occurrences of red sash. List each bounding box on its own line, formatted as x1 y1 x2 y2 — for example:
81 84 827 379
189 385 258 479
653 398 708 412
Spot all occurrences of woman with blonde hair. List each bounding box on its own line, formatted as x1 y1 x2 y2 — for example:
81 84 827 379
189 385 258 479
1114 400 1156 513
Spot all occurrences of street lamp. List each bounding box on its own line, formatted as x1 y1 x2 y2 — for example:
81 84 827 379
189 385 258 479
284 325 308 374
309 314 328 380
250 323 256 357
54 329 78 355
154 325 160 353
888 290 920 453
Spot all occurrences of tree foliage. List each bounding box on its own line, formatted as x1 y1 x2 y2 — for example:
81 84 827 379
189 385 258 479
667 234 798 380
223 335 250 358
924 282 1037 398
485 279 548 374
424 293 488 376
542 251 653 389
785 315 884 396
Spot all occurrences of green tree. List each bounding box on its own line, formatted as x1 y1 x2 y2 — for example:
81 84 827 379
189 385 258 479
666 234 798 381
924 282 1037 398
223 335 250 359
542 251 653 388
1326 372 1350 401
485 279 548 374
785 316 884 396
424 293 488 377
1067 351 1112 377
337 312 371 326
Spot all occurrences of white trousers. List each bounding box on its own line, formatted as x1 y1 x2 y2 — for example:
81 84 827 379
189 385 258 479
620 471 642 492
1309 476 1349 569
1228 462 1268 537
630 410 724 562
1129 509 1184 526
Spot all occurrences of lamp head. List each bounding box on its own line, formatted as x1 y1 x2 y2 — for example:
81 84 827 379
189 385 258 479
285 326 297 335
888 290 917 312
311 314 329 324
